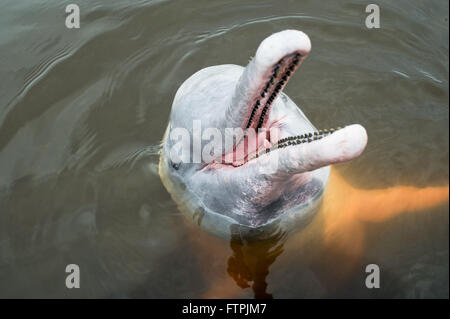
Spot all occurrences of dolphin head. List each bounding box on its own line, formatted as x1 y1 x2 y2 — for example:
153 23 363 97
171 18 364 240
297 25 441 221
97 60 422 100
160 30 367 239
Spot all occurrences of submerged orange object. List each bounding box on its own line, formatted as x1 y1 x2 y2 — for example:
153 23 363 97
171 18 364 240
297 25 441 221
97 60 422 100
198 168 448 298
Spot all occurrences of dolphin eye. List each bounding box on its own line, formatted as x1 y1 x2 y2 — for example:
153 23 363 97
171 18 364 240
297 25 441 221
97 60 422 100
171 162 180 170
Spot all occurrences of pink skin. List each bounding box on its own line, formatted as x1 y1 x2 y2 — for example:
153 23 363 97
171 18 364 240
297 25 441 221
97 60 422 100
221 127 276 166
219 31 312 167
162 30 368 228
213 31 366 169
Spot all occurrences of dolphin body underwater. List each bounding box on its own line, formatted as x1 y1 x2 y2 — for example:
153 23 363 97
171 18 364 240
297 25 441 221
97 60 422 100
159 30 368 240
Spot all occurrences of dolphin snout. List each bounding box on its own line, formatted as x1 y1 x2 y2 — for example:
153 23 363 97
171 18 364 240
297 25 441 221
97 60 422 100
255 30 312 68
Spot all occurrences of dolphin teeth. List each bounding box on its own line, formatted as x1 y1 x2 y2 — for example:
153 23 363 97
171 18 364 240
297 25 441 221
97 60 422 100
273 127 344 150
248 53 308 130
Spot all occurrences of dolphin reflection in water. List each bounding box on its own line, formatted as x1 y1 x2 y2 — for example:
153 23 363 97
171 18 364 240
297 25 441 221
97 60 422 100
197 169 449 298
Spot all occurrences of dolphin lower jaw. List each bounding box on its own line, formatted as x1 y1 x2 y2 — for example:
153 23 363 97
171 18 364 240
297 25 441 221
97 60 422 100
214 124 367 179
248 124 368 177
219 126 343 168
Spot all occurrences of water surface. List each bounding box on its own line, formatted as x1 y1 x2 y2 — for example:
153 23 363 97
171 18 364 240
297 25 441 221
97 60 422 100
0 0 448 298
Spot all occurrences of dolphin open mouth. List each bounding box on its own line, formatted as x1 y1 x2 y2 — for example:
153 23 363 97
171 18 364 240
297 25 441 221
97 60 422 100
218 30 367 171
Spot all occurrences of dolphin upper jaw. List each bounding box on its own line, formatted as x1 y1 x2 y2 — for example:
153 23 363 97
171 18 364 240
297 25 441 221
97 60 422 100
227 31 312 138
254 30 312 68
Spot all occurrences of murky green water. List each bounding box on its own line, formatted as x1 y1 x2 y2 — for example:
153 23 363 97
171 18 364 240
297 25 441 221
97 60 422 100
0 0 448 298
